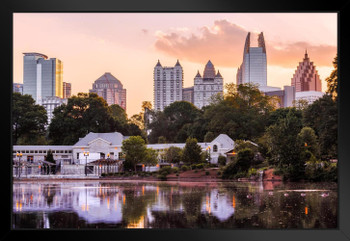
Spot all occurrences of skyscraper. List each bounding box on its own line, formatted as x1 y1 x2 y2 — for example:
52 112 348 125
63 82 72 99
153 60 183 111
193 60 223 109
89 72 127 110
23 52 63 104
291 50 322 92
236 32 267 89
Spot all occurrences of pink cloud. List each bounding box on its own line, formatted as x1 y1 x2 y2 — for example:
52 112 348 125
154 19 336 68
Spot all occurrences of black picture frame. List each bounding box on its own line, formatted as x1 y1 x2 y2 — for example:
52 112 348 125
2 0 350 240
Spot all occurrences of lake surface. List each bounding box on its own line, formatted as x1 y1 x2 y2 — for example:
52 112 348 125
12 180 337 229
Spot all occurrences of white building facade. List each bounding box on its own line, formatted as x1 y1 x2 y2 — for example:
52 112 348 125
13 132 235 167
193 60 223 109
153 60 184 111
295 91 324 104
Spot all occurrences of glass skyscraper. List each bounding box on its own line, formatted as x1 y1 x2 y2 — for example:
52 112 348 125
23 52 63 104
236 32 267 89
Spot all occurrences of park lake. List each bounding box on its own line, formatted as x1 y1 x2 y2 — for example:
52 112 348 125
12 180 337 229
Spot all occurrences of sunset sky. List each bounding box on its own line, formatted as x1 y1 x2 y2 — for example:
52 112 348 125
13 13 337 117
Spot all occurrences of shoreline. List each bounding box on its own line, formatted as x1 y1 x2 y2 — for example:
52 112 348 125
12 176 283 183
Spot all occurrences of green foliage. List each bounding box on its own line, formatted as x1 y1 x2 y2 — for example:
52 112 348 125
221 148 254 179
181 137 202 165
143 148 158 167
204 131 215 142
148 101 202 143
12 93 48 145
181 165 189 172
164 146 183 164
325 55 338 100
46 150 55 164
121 136 147 172
48 93 143 145
303 95 337 160
218 155 227 166
297 127 320 158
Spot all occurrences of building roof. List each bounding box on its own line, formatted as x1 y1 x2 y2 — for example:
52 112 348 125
23 52 48 59
73 132 124 147
195 70 202 78
203 60 216 79
155 59 162 67
215 70 222 78
94 72 123 87
211 134 235 149
175 59 181 67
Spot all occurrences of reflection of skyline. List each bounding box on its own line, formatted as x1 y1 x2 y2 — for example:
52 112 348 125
12 181 337 229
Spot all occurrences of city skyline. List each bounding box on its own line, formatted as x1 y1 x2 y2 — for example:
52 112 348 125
13 13 337 117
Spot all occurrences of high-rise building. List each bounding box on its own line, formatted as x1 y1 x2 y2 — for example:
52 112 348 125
291 50 322 92
153 60 183 111
13 83 23 94
41 96 68 125
236 32 267 89
89 72 127 110
182 86 194 104
63 82 72 99
23 52 63 104
193 60 223 109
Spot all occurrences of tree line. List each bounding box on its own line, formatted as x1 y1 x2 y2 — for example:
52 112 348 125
12 55 338 181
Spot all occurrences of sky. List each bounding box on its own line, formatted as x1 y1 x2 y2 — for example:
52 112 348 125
13 13 337 117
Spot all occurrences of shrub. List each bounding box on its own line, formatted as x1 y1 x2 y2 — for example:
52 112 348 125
196 163 205 169
181 165 189 172
247 168 257 177
218 155 227 166
160 166 172 175
205 171 210 175
157 173 167 181
173 167 179 173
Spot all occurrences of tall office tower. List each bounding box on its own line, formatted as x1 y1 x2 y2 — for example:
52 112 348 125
13 83 23 94
193 60 223 109
89 72 127 110
63 82 72 99
182 86 194 104
236 32 267 89
291 50 322 92
23 52 63 104
42 96 68 125
153 60 183 111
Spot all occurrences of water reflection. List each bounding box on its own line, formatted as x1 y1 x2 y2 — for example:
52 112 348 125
12 181 337 229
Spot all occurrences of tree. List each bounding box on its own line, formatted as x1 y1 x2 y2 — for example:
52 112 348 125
143 148 158 169
222 148 254 178
46 149 55 164
164 146 183 165
265 109 305 180
297 127 320 158
12 93 48 145
325 55 338 100
203 131 215 142
121 136 147 172
48 93 114 144
181 137 202 165
303 95 337 160
203 83 276 141
148 101 202 143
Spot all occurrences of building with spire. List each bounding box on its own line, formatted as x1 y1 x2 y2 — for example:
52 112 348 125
236 32 267 89
89 72 127 110
292 50 324 104
291 50 322 92
153 60 184 111
193 60 223 109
